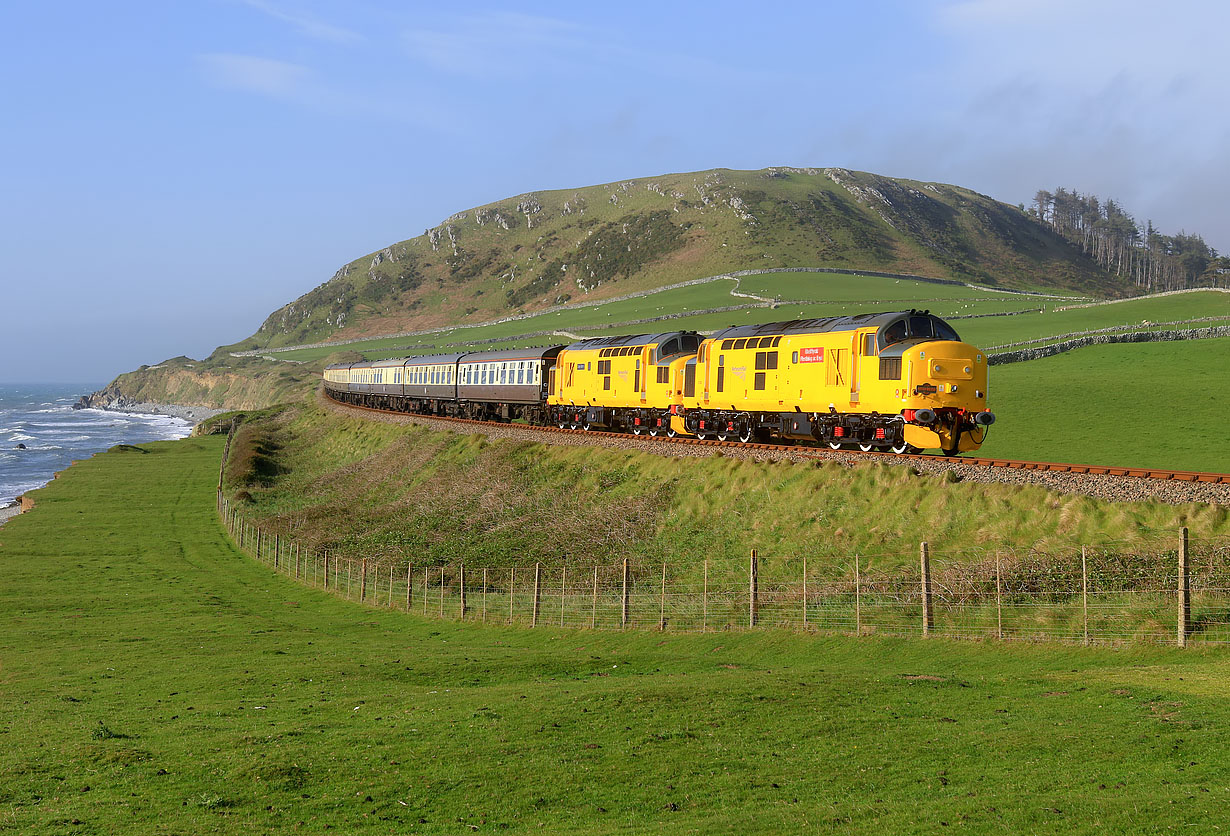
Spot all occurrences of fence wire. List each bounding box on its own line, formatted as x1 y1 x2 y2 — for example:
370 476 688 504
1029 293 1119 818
219 494 1230 647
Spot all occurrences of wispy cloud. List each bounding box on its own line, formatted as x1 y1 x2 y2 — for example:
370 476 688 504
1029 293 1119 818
239 0 361 45
403 12 588 77
197 53 313 98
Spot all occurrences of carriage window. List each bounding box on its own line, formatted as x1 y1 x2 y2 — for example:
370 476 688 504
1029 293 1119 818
862 333 877 356
733 339 747 350
722 339 734 350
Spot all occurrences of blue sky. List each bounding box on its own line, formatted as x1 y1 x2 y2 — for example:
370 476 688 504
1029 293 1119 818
3 0 1227 383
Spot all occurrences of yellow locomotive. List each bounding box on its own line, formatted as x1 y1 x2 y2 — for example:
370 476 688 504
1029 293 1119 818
547 311 994 454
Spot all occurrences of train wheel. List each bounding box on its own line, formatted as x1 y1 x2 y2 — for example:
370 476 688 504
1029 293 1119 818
632 425 644 436
738 425 753 443
890 441 915 454
666 427 677 438
582 419 592 431
858 442 875 452
828 441 843 450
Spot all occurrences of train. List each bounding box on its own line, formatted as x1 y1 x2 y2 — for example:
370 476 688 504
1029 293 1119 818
323 310 996 455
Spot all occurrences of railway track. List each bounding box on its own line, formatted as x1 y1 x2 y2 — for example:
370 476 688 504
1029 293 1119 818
324 393 1230 486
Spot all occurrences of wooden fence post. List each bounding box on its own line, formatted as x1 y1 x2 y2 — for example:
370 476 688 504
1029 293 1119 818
621 559 631 628
591 565 598 629
406 563 412 609
509 567 515 623
423 567 429 617
1178 527 1191 648
274 534 280 570
1081 546 1089 645
920 542 933 637
996 551 1003 640
749 549 759 628
659 563 667 630
483 568 488 623
387 564 393 607
532 563 542 627
439 567 445 618
702 559 708 632
346 559 353 598
360 559 367 602
854 555 861 635
323 552 329 590
560 565 567 628
802 556 808 629
459 564 467 619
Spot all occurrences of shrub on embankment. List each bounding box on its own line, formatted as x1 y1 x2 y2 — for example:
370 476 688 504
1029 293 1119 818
222 402 1230 580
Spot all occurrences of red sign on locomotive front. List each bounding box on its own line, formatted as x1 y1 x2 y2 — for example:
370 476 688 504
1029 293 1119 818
799 347 824 363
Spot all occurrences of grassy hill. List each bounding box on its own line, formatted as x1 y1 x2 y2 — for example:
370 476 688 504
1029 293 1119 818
227 167 1123 353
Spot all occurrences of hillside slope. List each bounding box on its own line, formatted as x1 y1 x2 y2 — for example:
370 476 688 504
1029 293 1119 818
229 167 1122 352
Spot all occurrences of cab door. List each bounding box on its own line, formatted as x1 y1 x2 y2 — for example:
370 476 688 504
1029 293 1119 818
850 330 876 405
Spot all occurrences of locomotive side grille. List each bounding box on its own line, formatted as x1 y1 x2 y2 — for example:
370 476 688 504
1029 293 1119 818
878 357 902 380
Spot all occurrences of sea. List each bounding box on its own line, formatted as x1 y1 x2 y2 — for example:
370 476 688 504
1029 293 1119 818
0 383 195 507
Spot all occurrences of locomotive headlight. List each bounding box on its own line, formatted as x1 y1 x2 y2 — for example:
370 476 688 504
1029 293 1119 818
950 385 958 393
964 366 971 374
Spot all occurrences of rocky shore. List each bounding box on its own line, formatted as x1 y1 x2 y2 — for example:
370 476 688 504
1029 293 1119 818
73 393 225 423
0 502 21 527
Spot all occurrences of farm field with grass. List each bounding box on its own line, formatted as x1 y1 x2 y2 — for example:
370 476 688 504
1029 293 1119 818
4 435 1230 834
979 337 1230 473
959 290 1230 350
268 271 1060 364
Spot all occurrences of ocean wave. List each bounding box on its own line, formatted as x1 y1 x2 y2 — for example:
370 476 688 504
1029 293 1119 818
17 444 63 451
10 433 35 442
30 420 115 428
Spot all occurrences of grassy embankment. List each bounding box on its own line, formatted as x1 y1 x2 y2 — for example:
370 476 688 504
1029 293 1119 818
3 435 1230 834
223 400 1229 579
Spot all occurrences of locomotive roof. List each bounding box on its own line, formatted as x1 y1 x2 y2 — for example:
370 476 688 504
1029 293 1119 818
563 331 697 352
710 311 947 340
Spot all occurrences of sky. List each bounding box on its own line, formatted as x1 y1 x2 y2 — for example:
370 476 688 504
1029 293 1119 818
2 0 1227 383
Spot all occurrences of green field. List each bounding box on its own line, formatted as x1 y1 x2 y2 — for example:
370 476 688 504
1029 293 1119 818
267 271 1064 364
958 291 1230 350
4 436 1230 834
980 337 1230 472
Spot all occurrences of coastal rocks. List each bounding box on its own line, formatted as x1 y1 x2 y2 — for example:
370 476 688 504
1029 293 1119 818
73 389 224 423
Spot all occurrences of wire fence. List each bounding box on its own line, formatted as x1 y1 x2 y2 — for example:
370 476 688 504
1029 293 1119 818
216 492 1230 647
